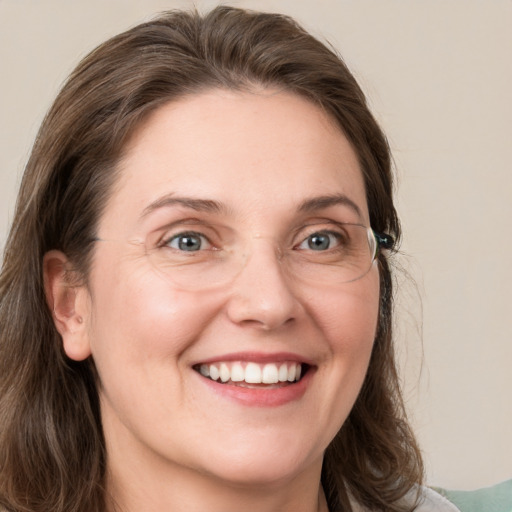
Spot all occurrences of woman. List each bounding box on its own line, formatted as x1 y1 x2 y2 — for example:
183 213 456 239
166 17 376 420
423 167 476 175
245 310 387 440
0 7 459 512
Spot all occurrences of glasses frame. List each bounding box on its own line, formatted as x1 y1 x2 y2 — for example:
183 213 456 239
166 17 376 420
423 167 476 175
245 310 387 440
91 226 395 288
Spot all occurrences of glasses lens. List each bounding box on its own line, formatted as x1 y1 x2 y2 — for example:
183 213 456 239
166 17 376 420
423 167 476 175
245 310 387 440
145 224 378 291
284 225 377 286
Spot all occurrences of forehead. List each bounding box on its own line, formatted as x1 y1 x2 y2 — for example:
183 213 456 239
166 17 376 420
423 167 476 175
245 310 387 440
103 89 368 234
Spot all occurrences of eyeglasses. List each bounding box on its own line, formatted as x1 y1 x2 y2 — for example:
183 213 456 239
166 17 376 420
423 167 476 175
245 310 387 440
96 223 393 291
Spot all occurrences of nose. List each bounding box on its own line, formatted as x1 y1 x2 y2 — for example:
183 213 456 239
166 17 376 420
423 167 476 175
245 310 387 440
225 241 301 330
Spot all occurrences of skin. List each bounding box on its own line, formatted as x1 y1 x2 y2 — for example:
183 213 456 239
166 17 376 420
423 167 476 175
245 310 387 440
45 89 380 512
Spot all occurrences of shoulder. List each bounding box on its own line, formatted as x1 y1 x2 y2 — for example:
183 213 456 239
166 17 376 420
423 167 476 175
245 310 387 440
432 479 512 512
348 486 461 512
414 486 462 512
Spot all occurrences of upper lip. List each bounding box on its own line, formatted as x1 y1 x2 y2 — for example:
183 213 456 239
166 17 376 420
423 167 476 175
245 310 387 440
191 351 315 366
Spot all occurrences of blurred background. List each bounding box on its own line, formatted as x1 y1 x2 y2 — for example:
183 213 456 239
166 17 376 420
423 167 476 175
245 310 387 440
1 0 510 490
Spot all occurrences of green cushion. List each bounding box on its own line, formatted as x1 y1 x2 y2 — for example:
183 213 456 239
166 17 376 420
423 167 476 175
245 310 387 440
434 480 512 512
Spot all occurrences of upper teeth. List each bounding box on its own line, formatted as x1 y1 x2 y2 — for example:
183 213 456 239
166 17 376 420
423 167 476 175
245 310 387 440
198 362 302 384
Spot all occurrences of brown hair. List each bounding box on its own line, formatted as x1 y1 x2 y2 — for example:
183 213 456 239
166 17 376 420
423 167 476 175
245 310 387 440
0 7 422 512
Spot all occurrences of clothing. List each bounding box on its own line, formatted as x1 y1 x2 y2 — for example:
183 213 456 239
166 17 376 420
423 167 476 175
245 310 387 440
348 486 461 511
434 480 512 512
417 487 462 511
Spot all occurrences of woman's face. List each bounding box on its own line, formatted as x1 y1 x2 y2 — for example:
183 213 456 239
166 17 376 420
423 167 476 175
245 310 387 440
78 90 380 487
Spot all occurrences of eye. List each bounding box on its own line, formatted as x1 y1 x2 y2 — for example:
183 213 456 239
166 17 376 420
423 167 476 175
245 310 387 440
165 232 211 252
298 231 341 251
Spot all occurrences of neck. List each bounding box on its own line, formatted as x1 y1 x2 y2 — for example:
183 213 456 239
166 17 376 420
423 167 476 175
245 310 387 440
105 449 329 512
101 394 330 512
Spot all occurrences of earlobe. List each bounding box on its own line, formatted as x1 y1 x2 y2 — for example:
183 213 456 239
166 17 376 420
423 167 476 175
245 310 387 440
43 250 92 361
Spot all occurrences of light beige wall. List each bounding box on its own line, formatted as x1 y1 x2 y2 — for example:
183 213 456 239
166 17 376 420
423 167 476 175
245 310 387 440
1 0 510 490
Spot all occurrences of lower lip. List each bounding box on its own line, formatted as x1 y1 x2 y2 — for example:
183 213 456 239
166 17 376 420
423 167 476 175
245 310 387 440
197 368 314 407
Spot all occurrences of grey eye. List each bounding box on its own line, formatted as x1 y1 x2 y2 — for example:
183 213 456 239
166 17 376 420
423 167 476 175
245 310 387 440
168 232 210 251
300 232 339 251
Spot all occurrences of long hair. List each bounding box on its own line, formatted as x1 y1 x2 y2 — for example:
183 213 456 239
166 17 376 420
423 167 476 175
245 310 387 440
0 7 422 511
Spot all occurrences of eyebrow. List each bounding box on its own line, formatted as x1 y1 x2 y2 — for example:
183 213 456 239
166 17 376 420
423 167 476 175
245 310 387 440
298 194 363 219
140 192 363 220
140 194 226 218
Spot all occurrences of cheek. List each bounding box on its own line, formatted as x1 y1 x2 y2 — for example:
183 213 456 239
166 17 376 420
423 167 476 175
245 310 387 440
85 263 225 438
292 271 380 453
86 257 218 371
314 272 380 354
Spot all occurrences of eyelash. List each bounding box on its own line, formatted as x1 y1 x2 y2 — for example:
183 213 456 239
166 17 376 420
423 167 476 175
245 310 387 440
295 230 343 251
161 231 214 251
159 226 346 253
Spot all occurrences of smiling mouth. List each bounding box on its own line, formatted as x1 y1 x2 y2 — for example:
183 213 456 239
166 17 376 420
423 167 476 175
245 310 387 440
193 361 308 387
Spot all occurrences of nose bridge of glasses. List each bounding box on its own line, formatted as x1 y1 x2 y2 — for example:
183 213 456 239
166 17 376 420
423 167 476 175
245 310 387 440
221 234 285 287
237 234 286 270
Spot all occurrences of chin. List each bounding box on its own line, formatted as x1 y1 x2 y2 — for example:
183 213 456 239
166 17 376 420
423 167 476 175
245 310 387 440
194 436 323 488
205 460 308 489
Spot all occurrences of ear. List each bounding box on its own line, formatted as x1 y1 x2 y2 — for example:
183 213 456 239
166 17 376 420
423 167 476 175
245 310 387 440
43 250 92 361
